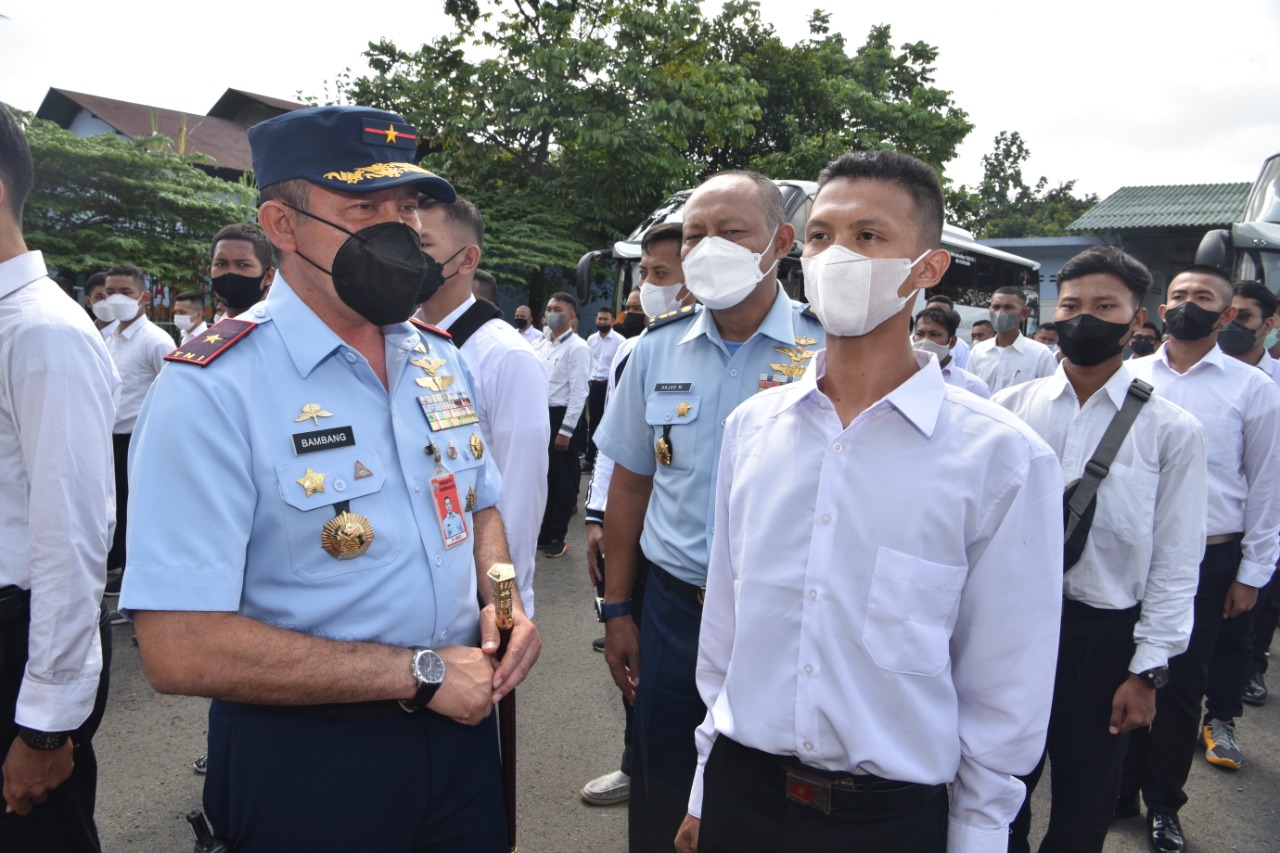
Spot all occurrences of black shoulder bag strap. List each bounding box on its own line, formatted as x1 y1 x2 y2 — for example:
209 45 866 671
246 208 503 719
1062 378 1154 570
446 298 503 349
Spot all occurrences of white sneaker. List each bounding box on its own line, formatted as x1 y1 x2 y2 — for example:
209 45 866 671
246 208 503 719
581 770 629 805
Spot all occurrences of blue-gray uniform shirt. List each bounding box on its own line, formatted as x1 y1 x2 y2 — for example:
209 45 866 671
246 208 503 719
594 284 825 586
119 275 501 649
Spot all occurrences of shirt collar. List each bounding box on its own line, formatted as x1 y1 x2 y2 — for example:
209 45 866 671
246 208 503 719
1042 360 1135 410
0 250 45 300
1002 331 1029 352
553 326 577 345
438 294 476 331
679 283 797 348
116 313 150 339
267 273 421 378
1154 340 1225 374
796 349 945 438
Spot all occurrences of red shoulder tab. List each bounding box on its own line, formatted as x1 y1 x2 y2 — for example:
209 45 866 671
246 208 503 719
164 318 256 367
409 317 452 340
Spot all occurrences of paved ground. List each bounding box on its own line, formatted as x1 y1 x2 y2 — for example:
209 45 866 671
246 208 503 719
93 480 1280 851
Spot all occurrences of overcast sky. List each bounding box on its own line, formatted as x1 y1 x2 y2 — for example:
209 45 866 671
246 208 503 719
3 0 1277 201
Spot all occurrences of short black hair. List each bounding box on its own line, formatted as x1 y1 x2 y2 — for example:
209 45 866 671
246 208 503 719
1135 321 1162 337
420 194 485 248
174 290 204 308
700 170 785 233
211 222 275 270
817 150 944 248
548 291 578 315
0 103 34 221
105 264 146 288
972 319 994 330
596 306 614 317
925 294 954 309
915 306 958 338
1173 263 1234 304
1234 280 1278 319
1056 245 1152 307
84 271 108 295
471 269 498 304
641 222 684 255
992 285 1027 305
1036 322 1057 333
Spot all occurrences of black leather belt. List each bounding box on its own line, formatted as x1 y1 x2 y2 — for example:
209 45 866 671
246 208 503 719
727 737 944 814
647 563 705 606
0 585 31 624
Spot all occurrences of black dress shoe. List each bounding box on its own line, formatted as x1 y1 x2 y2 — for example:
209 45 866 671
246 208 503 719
1147 811 1185 853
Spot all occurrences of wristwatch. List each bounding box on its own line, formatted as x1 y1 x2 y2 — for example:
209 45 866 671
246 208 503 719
17 726 70 751
1138 666 1169 690
598 600 633 622
401 646 445 712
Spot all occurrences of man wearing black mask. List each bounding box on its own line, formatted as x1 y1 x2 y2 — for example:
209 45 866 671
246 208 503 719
1118 265 1280 853
208 223 275 320
1126 322 1161 358
618 290 647 338
514 304 541 344
995 245 1207 853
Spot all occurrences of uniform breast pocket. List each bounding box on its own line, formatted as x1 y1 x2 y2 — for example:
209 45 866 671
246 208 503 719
1094 462 1159 543
861 548 967 677
1195 413 1242 470
645 395 701 474
276 448 398 580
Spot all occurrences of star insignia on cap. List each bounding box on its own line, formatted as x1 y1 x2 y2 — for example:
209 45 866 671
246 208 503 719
382 124 400 144
296 468 326 497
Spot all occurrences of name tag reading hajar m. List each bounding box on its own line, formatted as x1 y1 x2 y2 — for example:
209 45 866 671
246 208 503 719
292 426 356 456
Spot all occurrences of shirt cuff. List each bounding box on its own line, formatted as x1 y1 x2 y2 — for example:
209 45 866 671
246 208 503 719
1235 558 1275 588
15 673 100 734
1128 643 1170 676
558 426 576 438
585 509 604 526
946 816 1011 853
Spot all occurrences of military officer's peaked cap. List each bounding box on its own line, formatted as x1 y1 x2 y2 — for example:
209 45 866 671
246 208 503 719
249 105 456 202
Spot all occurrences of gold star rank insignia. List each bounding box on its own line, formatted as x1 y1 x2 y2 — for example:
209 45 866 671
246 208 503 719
295 403 334 426
203 334 224 344
382 124 400 144
676 402 691 417
296 468 326 497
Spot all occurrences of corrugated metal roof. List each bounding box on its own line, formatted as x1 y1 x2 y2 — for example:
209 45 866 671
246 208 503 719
1069 183 1250 231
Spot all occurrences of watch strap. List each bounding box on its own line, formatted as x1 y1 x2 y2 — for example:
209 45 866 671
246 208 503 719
406 646 444 710
600 601 633 620
17 726 70 750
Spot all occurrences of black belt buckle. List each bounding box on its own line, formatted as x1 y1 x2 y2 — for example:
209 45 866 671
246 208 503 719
785 766 834 814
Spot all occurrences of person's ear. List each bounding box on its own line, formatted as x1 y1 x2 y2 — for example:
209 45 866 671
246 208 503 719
259 202 300 254
906 249 951 294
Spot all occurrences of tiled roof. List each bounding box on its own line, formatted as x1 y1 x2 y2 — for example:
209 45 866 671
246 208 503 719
1069 183 1251 231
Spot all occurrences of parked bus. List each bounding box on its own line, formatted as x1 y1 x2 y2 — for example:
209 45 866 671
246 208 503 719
1197 152 1280 291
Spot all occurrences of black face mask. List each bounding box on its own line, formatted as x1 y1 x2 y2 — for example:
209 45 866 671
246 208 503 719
211 272 267 311
1055 313 1135 367
620 312 646 338
288 205 428 326
1163 302 1223 341
1216 321 1258 356
1129 338 1158 358
415 246 466 305
514 317 529 330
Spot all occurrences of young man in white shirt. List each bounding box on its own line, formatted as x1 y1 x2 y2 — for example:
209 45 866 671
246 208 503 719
911 306 991 398
994 246 1207 853
924 294 970 368
967 287 1056 392
1119 265 1280 853
171 291 208 343
586 306 622 471
674 150 1063 853
538 292 590 558
83 271 117 338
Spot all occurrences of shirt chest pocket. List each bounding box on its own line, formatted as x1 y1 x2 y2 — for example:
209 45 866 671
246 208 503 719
1093 462 1159 543
275 448 398 580
861 548 968 677
1195 413 1243 471
645 395 701 474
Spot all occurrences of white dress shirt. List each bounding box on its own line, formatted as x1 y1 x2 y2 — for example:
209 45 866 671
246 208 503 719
1254 350 1280 388
994 362 1207 673
941 362 991 398
0 251 119 732
692 350 1063 853
967 332 1056 393
588 327 623 381
441 296 551 615
180 319 209 344
584 335 641 520
520 324 542 345
541 327 590 438
1130 345 1280 587
950 335 971 369
97 319 118 339
106 313 175 433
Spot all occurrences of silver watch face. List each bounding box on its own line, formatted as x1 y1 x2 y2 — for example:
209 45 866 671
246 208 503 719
414 649 445 685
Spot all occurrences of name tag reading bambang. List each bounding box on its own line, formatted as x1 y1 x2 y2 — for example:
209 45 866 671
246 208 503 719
292 426 356 456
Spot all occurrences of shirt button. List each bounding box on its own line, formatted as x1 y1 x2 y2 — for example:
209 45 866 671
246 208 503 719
730 369 738 377
665 414 672 422
803 664 814 676
440 631 448 640
344 352 357 363
804 741 814 752
434 554 443 566
333 479 347 492
820 514 831 525
809 589 818 600
832 442 843 453
413 480 421 492
253 307 266 318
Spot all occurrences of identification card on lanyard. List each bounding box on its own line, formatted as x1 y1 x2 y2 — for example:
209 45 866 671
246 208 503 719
424 442 470 550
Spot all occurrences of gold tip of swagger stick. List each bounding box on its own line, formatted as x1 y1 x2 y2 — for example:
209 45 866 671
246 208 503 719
487 562 516 629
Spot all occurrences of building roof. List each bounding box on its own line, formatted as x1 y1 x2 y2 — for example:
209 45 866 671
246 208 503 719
1069 183 1251 231
35 88 304 176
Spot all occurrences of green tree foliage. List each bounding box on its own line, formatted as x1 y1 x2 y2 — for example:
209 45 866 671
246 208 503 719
17 112 257 285
948 131 1098 238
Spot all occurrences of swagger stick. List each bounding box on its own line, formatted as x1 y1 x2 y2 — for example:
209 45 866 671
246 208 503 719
487 563 518 853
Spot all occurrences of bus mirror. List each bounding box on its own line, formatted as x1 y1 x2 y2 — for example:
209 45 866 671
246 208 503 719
576 250 606 303
1195 229 1230 269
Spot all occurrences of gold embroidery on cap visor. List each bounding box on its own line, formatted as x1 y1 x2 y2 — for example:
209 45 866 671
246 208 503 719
322 162 437 185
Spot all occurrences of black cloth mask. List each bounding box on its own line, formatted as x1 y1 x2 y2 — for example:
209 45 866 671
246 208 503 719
1163 302 1223 342
620 312 646 338
1129 338 1158 358
515 317 529 330
416 246 466 305
288 205 428 326
1216 321 1258 356
211 272 267 311
1054 313 1135 367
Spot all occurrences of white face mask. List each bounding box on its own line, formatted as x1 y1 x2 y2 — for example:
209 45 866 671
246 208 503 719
213 312 227 325
173 313 197 332
802 246 929 337
105 293 142 323
682 229 779 311
91 301 115 323
912 337 951 362
638 281 685 318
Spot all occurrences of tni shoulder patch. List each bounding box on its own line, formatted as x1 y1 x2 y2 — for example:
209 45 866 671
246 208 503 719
648 304 698 331
410 317 453 340
164 318 256 367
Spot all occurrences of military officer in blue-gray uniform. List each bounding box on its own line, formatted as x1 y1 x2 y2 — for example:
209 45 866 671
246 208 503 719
119 105 540 852
595 170 826 852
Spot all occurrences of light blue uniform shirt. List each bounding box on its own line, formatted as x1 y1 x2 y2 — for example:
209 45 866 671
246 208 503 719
120 276 501 649
594 284 825 585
